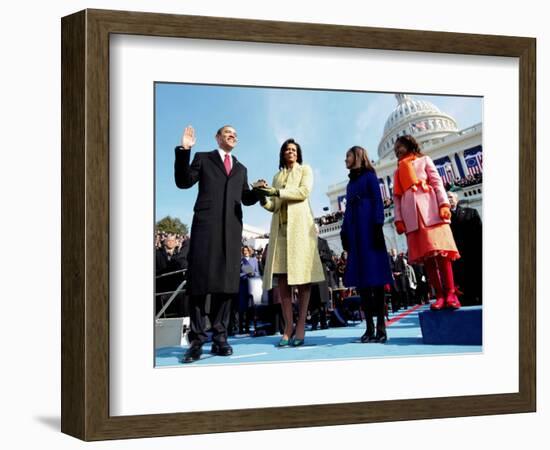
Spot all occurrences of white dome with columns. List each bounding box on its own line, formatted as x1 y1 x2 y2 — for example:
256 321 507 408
378 94 459 160
322 92 482 256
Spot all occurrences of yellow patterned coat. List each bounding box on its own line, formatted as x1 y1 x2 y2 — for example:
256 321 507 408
261 163 325 290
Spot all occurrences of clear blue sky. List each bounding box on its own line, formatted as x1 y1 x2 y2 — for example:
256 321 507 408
155 83 482 232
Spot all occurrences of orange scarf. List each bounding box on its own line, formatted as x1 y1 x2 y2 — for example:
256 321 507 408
393 154 418 197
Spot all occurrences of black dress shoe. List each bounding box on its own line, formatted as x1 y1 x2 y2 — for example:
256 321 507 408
211 342 233 356
183 345 202 363
360 332 376 343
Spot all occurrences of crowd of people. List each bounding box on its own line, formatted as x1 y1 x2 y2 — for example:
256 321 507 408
155 237 403 341
444 173 482 191
160 124 482 362
155 235 437 346
155 185 482 334
155 231 188 251
315 211 344 226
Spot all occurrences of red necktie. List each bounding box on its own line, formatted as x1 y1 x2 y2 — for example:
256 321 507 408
224 154 231 175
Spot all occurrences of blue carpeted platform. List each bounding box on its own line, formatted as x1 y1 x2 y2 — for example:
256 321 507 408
418 305 482 345
155 304 482 367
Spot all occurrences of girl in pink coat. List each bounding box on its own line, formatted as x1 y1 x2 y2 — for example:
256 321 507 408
392 135 461 310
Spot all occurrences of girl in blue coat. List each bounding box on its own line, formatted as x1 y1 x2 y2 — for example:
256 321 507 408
340 146 393 343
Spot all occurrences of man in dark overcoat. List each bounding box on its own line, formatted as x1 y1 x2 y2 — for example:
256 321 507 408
389 248 408 311
174 125 259 362
155 234 189 317
309 230 333 330
448 192 482 305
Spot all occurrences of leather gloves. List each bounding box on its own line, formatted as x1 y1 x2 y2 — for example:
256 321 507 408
395 220 406 235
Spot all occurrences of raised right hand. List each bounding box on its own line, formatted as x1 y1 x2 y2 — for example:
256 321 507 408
181 125 196 150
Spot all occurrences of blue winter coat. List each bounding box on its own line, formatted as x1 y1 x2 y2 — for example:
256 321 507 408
340 169 393 288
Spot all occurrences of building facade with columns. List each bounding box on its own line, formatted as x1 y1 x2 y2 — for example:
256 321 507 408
320 93 482 255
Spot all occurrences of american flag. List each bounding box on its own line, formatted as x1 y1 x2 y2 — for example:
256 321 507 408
436 167 449 184
466 156 482 175
379 180 388 200
463 147 483 175
435 161 455 184
410 121 427 132
476 152 483 169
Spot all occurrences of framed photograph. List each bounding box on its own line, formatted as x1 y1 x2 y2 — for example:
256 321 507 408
61 9 536 441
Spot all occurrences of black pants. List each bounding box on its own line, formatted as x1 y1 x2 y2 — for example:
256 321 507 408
407 287 416 306
358 286 386 338
310 305 328 329
309 284 328 329
238 305 255 334
229 297 239 335
269 303 285 335
391 288 408 311
188 293 235 347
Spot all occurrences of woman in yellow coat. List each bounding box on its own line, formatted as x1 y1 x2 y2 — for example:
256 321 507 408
254 139 325 347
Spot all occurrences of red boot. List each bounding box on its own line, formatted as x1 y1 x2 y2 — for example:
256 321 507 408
431 295 446 310
437 255 461 310
425 257 445 310
445 292 461 309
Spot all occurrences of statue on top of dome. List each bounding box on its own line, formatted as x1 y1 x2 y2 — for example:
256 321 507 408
395 93 410 104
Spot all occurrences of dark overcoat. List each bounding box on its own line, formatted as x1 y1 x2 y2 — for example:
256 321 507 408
450 204 482 304
155 241 189 281
340 169 393 289
174 148 258 295
154 241 189 316
389 255 408 292
315 236 333 304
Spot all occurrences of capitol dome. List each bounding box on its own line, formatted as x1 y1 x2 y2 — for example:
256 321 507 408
378 94 459 160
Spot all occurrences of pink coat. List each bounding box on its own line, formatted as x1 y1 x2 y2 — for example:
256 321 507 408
393 155 451 234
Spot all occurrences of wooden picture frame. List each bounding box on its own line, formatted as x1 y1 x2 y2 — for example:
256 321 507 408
61 8 536 441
